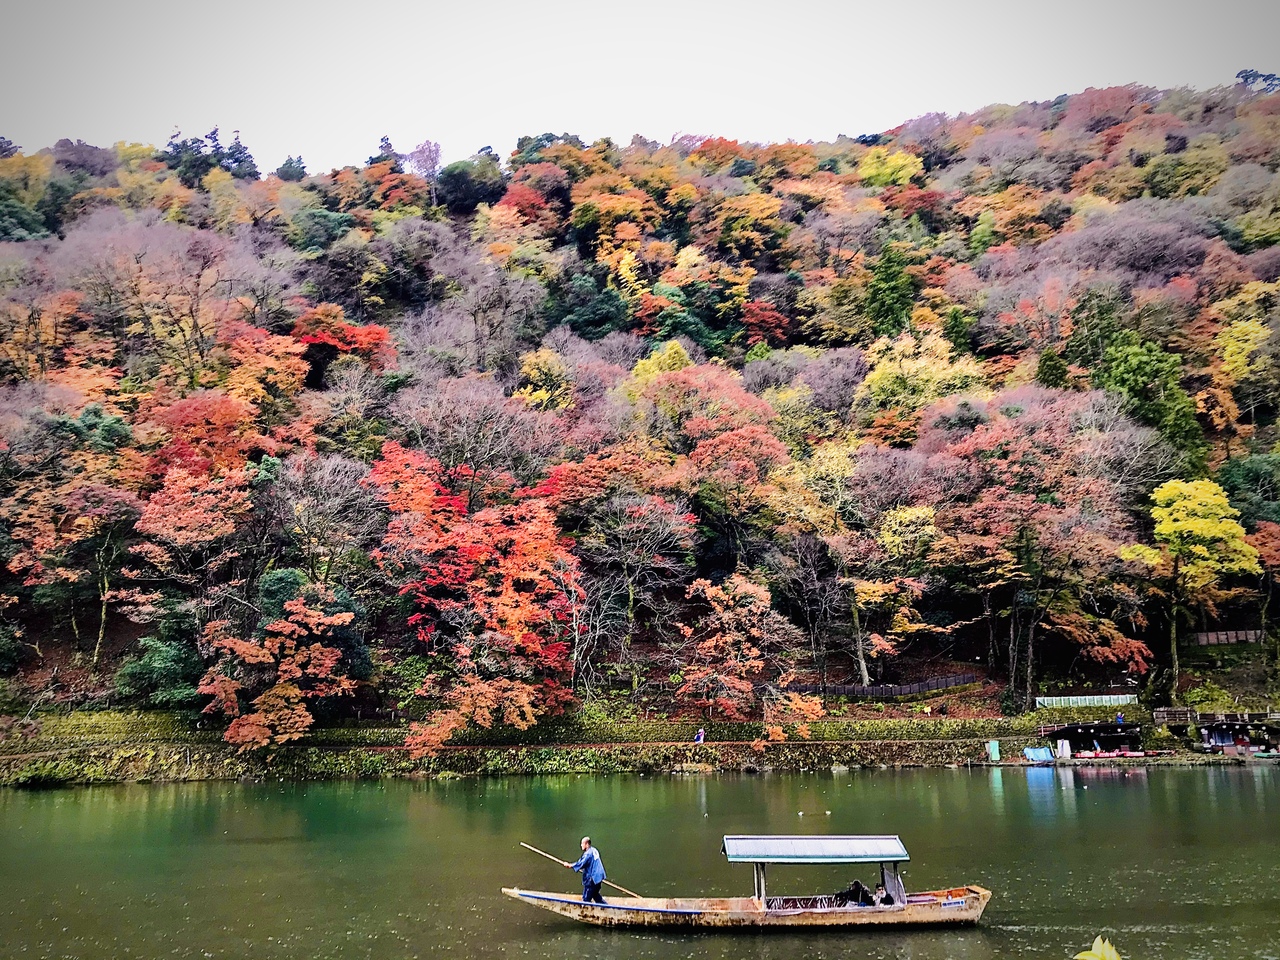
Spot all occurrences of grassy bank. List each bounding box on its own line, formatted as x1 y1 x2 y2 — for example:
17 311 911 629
0 706 1237 787
3 705 1134 750
0 738 1018 786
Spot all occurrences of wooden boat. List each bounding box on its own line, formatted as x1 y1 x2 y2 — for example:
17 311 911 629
503 834 992 928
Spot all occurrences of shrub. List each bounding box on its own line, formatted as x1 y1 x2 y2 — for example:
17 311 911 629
0 623 22 676
115 634 205 708
7 759 82 789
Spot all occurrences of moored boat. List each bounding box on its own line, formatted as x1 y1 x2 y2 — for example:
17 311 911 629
503 834 992 928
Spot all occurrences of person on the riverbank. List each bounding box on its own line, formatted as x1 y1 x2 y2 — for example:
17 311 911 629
569 836 606 904
694 728 705 744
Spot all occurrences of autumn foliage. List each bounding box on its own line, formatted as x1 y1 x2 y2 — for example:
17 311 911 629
293 304 396 370
369 442 582 755
199 587 356 751
5 78 1280 748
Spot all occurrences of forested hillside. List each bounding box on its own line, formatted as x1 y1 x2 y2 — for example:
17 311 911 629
4 78 1280 752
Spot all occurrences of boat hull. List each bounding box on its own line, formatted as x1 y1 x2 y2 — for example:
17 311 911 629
501 886 992 928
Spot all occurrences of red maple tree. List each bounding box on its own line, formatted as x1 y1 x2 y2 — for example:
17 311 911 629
368 443 584 755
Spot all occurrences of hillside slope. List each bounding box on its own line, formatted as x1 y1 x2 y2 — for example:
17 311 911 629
2 79 1280 751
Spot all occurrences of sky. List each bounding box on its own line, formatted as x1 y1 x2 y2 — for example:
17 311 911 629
7 0 1280 174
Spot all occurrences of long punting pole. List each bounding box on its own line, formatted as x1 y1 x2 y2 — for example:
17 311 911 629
518 841 646 899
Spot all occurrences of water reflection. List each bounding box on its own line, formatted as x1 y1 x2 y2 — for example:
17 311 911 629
1024 765 1056 818
1 767 1278 960
989 768 1004 815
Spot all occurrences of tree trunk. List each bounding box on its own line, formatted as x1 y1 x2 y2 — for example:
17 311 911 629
983 592 997 676
1167 557 1182 706
93 596 107 667
811 627 827 691
92 563 110 667
1023 620 1037 712
1261 574 1271 637
851 602 870 687
1260 575 1278 684
1006 615 1019 693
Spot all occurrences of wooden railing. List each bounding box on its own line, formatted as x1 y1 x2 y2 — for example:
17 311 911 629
1153 707 1196 727
788 673 979 699
1195 630 1263 646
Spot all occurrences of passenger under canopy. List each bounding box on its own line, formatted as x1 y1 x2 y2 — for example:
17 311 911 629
721 835 909 907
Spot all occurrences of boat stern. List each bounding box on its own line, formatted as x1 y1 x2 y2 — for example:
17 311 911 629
502 888 591 922
502 888 712 927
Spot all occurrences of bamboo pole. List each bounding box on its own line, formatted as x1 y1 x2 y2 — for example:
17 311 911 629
519 841 645 898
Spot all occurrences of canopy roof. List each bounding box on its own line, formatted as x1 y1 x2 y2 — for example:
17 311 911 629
721 835 909 864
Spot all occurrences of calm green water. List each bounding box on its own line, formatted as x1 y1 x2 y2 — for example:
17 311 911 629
2 768 1278 960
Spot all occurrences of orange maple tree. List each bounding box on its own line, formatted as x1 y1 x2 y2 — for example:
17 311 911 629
292 303 396 371
198 586 356 750
126 466 253 620
674 575 805 721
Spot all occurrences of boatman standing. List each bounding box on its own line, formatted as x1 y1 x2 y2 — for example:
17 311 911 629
568 836 607 904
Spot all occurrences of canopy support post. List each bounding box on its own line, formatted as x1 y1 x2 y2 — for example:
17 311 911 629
753 862 767 903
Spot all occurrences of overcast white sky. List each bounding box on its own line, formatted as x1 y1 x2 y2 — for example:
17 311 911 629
7 0 1280 173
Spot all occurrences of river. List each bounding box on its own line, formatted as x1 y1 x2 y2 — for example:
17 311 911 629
1 767 1277 960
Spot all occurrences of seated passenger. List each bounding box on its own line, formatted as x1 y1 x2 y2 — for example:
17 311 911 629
873 883 895 906
833 879 865 906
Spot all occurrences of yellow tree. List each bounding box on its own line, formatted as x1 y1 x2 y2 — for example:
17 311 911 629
513 347 574 411
1214 312 1274 424
0 290 86 380
0 153 54 209
1122 480 1260 703
625 339 692 400
708 194 788 261
856 148 923 187
856 332 988 416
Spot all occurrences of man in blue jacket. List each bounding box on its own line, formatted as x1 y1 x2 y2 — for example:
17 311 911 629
568 836 606 903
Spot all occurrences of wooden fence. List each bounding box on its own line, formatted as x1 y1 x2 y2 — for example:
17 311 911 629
788 672 979 699
1152 709 1280 731
1195 630 1263 646
1153 707 1197 727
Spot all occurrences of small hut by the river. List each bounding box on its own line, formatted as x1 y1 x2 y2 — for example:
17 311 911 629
1039 721 1143 758
1196 717 1279 755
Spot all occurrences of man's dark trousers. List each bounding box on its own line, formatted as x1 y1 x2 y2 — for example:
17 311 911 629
582 880 605 903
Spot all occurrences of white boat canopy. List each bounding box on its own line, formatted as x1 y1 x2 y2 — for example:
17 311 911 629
721 835 910 864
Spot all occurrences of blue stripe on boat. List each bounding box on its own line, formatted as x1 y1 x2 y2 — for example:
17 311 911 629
518 893 704 915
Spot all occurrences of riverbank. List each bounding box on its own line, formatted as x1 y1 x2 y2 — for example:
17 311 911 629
0 708 1251 786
